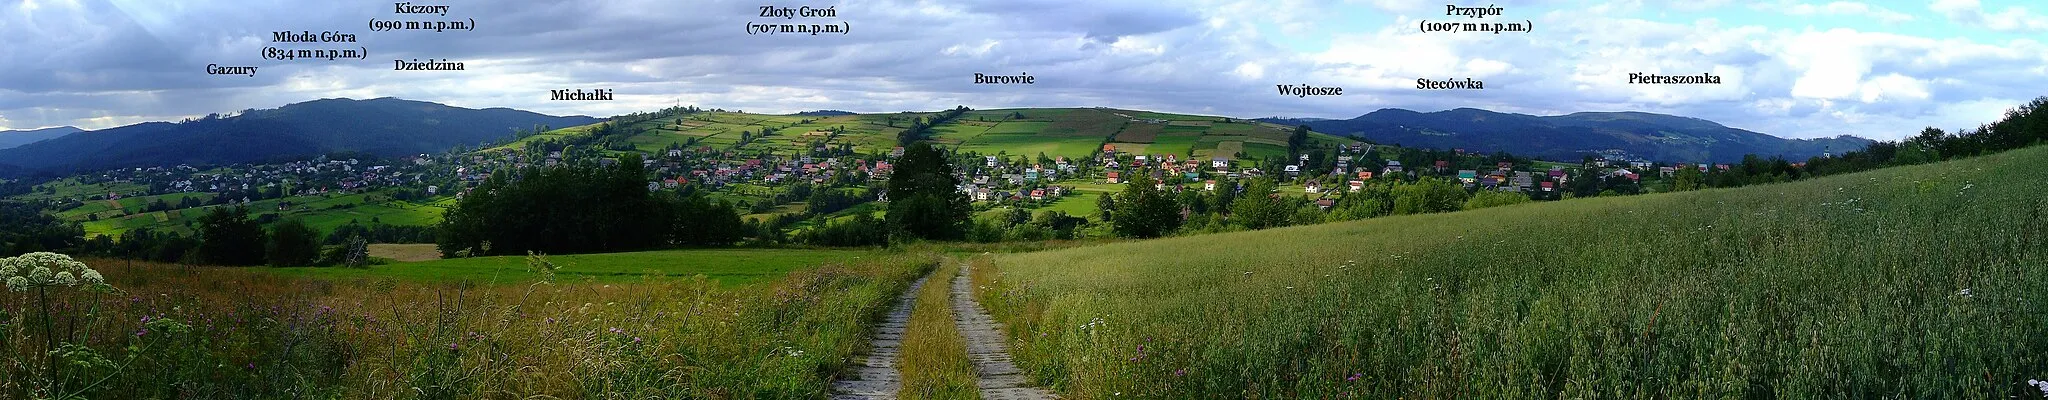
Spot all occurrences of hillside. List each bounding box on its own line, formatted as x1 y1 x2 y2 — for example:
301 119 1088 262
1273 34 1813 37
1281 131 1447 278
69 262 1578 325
0 126 82 149
975 144 2047 397
1263 108 1872 163
0 98 599 175
511 106 1359 163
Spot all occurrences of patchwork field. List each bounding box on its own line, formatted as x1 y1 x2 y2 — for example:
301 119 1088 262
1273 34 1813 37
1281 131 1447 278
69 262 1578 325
974 145 2048 398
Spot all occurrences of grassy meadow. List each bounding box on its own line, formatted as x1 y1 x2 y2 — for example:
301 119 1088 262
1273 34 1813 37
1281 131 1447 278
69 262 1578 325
973 145 2048 398
0 252 934 399
268 248 876 285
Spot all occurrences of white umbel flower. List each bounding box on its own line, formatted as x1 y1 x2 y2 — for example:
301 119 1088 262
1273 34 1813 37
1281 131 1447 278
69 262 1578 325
4 276 25 292
55 271 77 286
81 270 104 285
28 266 52 284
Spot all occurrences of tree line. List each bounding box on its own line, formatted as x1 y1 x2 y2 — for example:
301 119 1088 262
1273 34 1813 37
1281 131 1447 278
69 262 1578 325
435 154 743 257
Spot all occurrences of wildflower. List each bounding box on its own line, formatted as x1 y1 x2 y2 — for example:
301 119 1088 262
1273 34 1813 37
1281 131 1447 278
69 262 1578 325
135 328 148 337
632 336 642 344
1174 368 1186 377
5 276 26 292
1348 372 1362 381
449 342 459 351
1242 271 1252 276
1957 288 1973 298
55 272 77 286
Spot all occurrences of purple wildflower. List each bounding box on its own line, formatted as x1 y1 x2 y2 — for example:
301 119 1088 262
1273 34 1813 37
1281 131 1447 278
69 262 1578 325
1174 368 1186 377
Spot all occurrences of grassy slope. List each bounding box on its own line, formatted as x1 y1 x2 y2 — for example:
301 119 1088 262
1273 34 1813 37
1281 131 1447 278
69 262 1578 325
977 146 2048 398
269 248 874 285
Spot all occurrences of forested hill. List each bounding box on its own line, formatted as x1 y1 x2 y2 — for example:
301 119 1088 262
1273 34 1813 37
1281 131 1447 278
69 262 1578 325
1263 108 1872 163
0 98 598 177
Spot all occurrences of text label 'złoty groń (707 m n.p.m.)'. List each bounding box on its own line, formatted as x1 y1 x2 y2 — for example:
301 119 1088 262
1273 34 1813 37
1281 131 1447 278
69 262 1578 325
748 5 848 35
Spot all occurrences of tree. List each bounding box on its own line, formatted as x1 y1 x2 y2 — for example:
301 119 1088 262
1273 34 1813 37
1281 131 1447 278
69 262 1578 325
1288 125 1310 155
1094 191 1117 221
197 206 266 266
437 154 721 257
885 141 970 241
1109 174 1182 238
265 218 323 267
1229 178 1292 230
1669 166 1704 192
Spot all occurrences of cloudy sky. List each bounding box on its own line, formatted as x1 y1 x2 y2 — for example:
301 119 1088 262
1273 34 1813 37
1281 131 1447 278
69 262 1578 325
3 0 2045 140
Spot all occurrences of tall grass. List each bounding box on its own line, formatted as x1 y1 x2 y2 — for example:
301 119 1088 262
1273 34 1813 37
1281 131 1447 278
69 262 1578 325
976 146 2048 398
0 251 934 398
899 261 977 399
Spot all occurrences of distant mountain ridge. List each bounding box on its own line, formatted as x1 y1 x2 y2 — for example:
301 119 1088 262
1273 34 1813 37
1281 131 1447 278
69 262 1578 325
0 98 600 176
0 126 83 150
1261 108 1872 163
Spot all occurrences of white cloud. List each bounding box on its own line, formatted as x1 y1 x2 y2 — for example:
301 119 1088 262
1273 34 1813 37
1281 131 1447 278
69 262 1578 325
1930 0 2048 32
1764 1 1915 23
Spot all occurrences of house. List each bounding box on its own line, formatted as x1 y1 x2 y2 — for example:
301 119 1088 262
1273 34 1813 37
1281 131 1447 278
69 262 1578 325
1204 180 1218 191
1102 143 1116 153
1436 160 1450 171
1106 171 1121 184
1030 188 1046 200
1540 181 1555 191
1497 161 1513 170
667 149 684 158
1659 166 1676 177
1212 157 1230 169
426 185 439 195
1358 171 1374 180
1284 165 1301 174
890 147 906 157
1348 180 1364 192
1316 198 1335 210
973 188 993 202
663 179 680 189
1457 170 1478 184
1305 181 1322 193
1383 160 1404 174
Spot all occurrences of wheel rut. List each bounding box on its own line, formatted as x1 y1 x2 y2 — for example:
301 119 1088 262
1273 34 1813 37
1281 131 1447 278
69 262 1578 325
830 272 930 399
952 263 1058 399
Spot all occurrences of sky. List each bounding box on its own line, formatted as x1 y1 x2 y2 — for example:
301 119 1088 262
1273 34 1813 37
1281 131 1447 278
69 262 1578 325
2 0 2045 141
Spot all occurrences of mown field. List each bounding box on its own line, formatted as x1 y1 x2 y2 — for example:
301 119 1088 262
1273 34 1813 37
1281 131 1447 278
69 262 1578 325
270 248 875 285
0 251 934 399
974 145 2048 398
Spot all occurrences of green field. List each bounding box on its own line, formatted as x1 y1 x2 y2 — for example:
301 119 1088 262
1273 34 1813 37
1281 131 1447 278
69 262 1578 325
270 247 875 285
14 177 147 202
975 145 2048 398
72 189 450 238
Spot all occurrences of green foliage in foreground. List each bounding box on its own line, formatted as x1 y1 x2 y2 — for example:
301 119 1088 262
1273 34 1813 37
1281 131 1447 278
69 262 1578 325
976 145 2048 398
268 248 875 285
